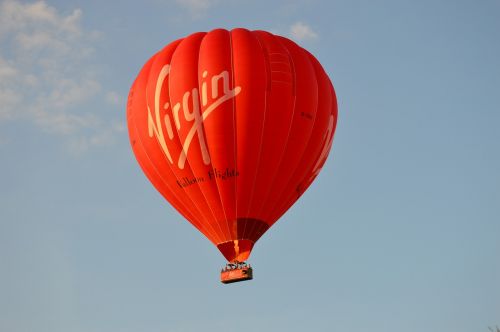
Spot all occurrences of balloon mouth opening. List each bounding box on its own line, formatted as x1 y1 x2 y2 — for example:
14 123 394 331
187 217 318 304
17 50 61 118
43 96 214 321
216 218 270 262
217 239 255 262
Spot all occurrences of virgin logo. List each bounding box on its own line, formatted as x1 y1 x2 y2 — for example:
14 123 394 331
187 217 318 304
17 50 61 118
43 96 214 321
147 64 241 169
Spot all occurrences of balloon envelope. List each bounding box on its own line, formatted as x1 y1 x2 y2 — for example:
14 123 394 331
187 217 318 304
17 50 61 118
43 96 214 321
127 28 337 262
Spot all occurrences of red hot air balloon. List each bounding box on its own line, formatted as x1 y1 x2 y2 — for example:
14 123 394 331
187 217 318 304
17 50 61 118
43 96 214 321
127 28 337 283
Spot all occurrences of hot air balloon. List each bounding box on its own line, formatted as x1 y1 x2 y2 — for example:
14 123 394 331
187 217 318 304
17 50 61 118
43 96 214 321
127 28 337 283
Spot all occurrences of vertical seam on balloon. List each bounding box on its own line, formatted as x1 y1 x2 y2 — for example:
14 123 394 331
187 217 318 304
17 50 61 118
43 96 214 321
262 40 319 222
268 52 324 221
303 80 336 184
241 30 269 241
200 31 232 242
158 39 225 242
229 29 238 239
298 55 335 185
157 37 223 243
167 33 229 243
272 59 320 222
145 46 218 231
131 55 221 243
330 79 339 136
253 34 297 221
240 31 267 240
196 30 233 243
148 54 223 244
132 55 205 222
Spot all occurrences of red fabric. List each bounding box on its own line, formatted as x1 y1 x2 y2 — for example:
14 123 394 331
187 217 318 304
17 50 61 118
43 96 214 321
127 28 338 262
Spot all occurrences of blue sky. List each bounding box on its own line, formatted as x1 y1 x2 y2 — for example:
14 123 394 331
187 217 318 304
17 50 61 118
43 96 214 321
1 0 499 331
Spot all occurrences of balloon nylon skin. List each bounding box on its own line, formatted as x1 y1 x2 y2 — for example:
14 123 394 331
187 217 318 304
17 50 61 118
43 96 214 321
127 28 337 262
